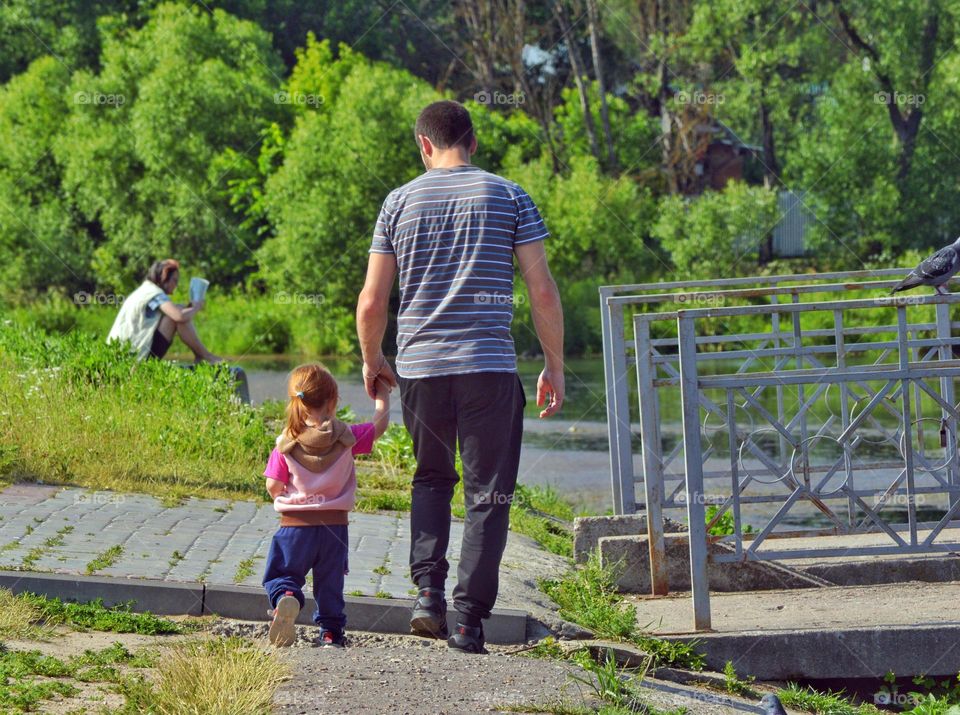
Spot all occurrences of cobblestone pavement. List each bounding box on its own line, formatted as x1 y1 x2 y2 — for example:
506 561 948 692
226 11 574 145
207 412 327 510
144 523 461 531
0 483 462 597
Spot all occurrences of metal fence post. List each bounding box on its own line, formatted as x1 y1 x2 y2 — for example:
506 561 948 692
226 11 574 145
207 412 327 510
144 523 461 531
678 313 711 631
635 317 668 595
601 292 635 514
935 302 959 507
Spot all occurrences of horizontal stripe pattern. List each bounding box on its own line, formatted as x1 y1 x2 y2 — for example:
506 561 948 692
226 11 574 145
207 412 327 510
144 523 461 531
371 166 548 378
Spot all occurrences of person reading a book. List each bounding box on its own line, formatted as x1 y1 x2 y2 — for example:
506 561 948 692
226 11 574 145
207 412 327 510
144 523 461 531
107 258 221 363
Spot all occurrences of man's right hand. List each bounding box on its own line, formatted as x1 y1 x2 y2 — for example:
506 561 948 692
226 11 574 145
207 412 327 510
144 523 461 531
536 367 564 419
363 359 397 400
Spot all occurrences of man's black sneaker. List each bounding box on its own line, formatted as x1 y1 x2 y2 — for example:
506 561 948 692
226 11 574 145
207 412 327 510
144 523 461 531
319 628 346 648
447 622 486 654
409 587 448 639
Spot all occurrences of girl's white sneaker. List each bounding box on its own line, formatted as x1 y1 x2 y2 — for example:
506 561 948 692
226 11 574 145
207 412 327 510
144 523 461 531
268 591 300 647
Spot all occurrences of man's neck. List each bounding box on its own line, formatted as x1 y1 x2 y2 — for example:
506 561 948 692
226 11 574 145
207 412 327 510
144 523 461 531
427 150 472 170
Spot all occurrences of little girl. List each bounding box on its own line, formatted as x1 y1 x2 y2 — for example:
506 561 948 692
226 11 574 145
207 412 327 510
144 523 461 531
262 363 389 647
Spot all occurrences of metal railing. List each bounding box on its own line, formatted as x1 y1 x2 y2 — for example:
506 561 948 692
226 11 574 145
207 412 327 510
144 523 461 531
600 271 960 630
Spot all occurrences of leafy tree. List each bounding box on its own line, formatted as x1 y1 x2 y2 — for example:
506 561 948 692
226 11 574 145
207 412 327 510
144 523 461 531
651 182 779 279
0 0 156 83
55 2 286 290
0 57 90 297
258 46 439 305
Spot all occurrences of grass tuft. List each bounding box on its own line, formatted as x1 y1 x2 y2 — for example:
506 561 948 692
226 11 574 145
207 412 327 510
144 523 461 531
85 544 124 575
120 637 288 715
539 554 704 670
778 683 883 714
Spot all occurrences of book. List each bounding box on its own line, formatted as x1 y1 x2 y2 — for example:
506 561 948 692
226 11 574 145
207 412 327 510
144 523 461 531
189 277 209 304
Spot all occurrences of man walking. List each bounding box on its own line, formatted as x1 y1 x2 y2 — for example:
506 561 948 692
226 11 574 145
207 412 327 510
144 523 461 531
356 100 564 653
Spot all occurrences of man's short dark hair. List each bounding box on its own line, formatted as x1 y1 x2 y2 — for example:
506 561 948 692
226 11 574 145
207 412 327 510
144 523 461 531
414 100 474 150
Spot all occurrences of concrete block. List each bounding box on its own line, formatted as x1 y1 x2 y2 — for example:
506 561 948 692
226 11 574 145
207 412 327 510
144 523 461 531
0 570 204 615
668 623 960 679
203 583 527 644
598 534 823 594
573 514 686 564
573 515 647 563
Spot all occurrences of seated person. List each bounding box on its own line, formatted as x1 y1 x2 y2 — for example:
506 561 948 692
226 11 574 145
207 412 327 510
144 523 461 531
107 258 221 363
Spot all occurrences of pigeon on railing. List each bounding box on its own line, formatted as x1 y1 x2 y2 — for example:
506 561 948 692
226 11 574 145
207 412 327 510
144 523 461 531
759 693 788 715
891 237 960 294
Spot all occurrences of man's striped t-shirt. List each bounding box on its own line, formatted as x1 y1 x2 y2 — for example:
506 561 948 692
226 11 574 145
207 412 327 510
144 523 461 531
370 165 549 379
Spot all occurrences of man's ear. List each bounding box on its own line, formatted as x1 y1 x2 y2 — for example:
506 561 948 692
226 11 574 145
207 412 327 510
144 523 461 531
418 134 433 157
468 134 478 157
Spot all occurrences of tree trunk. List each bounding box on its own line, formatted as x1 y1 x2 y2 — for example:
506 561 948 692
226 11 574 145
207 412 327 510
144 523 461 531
553 0 600 162
758 89 781 264
832 0 938 189
585 0 617 171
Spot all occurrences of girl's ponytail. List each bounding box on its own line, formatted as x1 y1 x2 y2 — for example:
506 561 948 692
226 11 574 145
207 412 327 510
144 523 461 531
285 364 339 438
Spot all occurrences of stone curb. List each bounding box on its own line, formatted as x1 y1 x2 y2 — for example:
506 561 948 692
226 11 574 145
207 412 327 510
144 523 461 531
0 570 528 644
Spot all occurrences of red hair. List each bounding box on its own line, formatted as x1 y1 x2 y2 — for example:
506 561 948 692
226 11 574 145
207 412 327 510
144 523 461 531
285 363 339 438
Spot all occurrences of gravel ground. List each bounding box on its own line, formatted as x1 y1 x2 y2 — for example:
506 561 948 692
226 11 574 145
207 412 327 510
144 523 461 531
211 621 772 715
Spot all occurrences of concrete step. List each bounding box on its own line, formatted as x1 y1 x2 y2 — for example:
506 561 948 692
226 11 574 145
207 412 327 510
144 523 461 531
628 580 960 679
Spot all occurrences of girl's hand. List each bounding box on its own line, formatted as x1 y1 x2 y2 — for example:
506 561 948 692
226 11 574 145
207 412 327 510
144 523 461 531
374 375 393 399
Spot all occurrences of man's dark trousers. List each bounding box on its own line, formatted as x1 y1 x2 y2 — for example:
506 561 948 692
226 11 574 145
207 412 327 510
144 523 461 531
398 371 525 623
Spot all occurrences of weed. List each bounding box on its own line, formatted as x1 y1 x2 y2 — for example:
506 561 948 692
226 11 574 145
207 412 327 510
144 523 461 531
233 557 257 584
372 565 391 576
21 525 73 568
722 661 758 698
85 545 124 575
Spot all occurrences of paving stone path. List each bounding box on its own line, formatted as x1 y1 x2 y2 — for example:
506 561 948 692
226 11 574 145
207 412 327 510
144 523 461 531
0 483 462 598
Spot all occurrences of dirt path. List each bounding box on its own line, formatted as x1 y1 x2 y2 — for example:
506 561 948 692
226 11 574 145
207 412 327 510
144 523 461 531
211 621 769 715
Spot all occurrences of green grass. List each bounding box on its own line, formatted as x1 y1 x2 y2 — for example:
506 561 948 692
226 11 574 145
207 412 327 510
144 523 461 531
777 683 883 714
539 554 704 671
14 591 184 635
85 545 124 575
0 642 155 713
0 325 271 503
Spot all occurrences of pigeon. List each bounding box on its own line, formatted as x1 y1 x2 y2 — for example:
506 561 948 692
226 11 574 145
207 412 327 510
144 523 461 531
891 236 960 294
759 693 788 715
